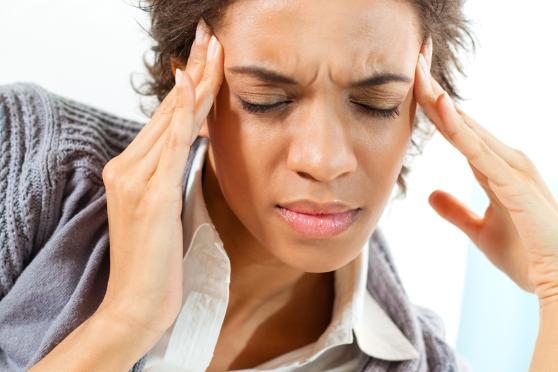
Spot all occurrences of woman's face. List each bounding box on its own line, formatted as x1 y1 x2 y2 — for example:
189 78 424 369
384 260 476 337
200 0 423 272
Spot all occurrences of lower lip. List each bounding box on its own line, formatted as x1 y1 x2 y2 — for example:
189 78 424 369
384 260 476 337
275 206 360 238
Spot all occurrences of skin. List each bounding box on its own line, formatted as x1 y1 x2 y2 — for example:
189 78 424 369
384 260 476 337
167 0 558 370
172 0 422 369
31 0 558 370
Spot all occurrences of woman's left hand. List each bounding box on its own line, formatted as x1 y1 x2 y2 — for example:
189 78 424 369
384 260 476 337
413 39 558 308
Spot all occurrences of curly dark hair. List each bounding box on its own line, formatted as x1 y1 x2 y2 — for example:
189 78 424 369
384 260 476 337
130 0 475 199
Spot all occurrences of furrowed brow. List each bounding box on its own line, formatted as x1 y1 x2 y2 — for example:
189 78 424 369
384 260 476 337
227 65 411 88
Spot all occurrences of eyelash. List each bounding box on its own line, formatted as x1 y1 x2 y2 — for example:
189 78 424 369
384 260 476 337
239 99 400 120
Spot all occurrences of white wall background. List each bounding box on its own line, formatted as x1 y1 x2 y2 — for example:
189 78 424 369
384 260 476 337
1 0 152 122
1 1 557 370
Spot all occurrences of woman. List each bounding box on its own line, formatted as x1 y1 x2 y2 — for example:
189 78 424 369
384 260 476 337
1 0 557 371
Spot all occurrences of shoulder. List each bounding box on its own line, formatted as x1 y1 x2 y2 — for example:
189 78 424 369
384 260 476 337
0 81 145 298
0 81 57 299
0 82 56 171
52 87 144 182
1 81 145 180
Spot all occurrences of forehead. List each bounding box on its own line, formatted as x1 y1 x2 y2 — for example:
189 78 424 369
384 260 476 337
217 0 422 86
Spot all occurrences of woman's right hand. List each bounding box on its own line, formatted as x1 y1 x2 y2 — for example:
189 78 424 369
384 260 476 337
97 19 223 339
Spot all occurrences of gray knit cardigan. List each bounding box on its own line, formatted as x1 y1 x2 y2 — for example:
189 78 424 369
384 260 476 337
0 82 460 371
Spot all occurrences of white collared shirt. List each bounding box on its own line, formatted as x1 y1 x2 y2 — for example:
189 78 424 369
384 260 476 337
142 138 419 372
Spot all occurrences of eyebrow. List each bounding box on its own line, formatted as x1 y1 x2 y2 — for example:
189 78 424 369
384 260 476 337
227 65 412 88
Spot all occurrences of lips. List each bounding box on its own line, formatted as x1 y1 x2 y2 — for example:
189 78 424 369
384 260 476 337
277 200 357 214
275 200 361 238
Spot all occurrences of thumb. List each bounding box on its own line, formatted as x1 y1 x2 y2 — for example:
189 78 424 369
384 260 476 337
428 190 483 245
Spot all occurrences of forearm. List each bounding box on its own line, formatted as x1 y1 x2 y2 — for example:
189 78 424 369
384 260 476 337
29 308 158 372
529 300 558 371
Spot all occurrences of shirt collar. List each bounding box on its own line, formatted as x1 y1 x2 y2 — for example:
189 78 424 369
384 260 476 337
181 137 419 363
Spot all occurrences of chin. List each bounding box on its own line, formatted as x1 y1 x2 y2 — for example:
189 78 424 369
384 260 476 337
265 237 364 273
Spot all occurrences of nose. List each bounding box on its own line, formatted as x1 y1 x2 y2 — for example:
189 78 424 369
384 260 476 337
286 101 357 183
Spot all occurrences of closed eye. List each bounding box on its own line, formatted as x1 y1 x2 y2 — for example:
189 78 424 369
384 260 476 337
238 98 400 120
239 99 290 114
350 101 401 119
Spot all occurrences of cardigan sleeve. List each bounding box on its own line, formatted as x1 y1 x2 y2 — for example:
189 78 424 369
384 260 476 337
0 82 59 301
0 82 145 371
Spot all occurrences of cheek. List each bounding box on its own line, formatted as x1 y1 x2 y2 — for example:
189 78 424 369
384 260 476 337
207 95 278 225
359 132 408 195
358 102 414 193
207 115 282 249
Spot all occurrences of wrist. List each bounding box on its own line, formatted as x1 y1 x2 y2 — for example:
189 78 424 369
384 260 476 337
539 296 558 314
94 303 166 346
540 300 558 311
530 296 558 371
29 305 158 371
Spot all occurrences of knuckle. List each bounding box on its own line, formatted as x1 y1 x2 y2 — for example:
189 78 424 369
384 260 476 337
470 142 491 164
513 148 535 171
155 105 173 116
165 128 188 149
426 91 438 104
445 126 460 143
189 56 204 66
102 159 120 186
186 57 204 73
514 148 530 162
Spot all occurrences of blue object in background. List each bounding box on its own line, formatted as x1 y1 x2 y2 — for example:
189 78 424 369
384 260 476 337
455 182 549 371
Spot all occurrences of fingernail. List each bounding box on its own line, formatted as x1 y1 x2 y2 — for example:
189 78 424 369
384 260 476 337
425 36 433 64
207 35 219 59
195 18 210 45
418 54 428 76
175 68 184 86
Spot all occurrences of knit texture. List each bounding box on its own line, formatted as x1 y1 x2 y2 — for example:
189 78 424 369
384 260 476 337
0 82 459 371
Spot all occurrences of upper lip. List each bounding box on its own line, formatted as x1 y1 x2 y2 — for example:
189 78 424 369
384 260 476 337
277 199 359 214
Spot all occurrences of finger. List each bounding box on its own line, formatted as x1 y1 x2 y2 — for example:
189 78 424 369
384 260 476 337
458 109 558 206
454 108 535 174
118 21 215 168
191 34 224 144
135 75 195 184
117 19 212 165
420 36 433 70
185 18 212 86
152 68 196 188
428 189 483 244
124 33 222 184
424 71 527 174
437 94 556 228
414 53 444 130
131 117 172 184
436 92 518 189
415 54 520 189
425 71 556 206
134 37 223 183
127 20 213 162
413 40 446 139
118 85 177 164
